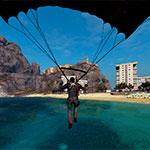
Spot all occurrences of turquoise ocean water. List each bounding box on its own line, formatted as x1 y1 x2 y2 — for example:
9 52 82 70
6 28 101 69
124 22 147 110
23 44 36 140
0 97 150 149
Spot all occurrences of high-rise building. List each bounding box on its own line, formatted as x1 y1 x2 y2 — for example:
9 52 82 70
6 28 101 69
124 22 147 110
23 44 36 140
116 62 138 89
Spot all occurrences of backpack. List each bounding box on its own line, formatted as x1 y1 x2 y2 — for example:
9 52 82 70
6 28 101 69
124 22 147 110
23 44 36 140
69 83 78 98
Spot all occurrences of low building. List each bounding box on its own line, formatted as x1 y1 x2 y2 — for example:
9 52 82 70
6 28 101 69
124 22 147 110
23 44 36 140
84 57 88 63
42 58 88 75
61 75 88 93
78 80 88 87
42 64 73 75
61 75 76 86
78 80 88 93
137 76 150 86
42 70 47 75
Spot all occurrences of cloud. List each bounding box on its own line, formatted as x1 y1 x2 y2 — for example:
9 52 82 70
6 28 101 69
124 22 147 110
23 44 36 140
45 28 101 54
81 12 112 34
81 13 90 19
81 13 104 33
63 50 71 56
108 62 115 66
17 12 30 26
19 16 29 25
46 30 75 51
117 58 124 61
42 13 120 58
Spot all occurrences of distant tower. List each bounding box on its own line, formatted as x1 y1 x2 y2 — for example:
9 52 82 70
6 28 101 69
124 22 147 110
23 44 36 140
85 57 88 63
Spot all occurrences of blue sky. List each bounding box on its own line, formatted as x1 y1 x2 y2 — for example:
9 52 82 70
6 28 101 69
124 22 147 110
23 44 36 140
0 6 150 88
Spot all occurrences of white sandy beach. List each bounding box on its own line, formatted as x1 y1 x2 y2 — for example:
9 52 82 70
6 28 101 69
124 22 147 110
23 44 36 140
25 93 150 104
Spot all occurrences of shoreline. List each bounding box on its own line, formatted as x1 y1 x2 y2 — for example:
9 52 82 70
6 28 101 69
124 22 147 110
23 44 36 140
25 93 150 104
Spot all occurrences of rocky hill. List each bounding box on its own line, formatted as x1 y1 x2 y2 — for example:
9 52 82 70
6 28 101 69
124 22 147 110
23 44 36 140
0 35 111 96
0 35 40 75
0 35 47 96
46 61 111 93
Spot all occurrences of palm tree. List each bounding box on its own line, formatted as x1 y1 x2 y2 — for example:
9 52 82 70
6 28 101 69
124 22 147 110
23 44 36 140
114 83 128 92
96 83 107 92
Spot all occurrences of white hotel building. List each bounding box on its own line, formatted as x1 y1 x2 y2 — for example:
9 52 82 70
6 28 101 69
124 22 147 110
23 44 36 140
116 62 138 89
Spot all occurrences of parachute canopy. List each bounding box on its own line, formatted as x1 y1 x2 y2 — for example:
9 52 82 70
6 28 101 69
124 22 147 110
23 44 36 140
0 0 150 81
0 0 150 38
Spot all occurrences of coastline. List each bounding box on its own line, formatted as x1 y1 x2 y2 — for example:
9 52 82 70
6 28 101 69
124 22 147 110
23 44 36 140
25 93 150 104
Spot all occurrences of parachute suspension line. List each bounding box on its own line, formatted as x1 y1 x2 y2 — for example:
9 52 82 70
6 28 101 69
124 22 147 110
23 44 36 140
92 25 114 64
78 27 115 81
8 23 54 63
25 12 57 64
92 22 104 63
101 22 104 40
17 17 52 59
13 17 57 65
17 17 54 61
21 12 53 61
95 37 125 64
113 29 118 47
19 18 26 34
92 27 115 64
29 9 69 82
78 28 125 81
8 9 69 82
29 10 58 66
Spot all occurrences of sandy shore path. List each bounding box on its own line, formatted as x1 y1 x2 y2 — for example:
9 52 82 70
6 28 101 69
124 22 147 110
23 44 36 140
25 93 150 104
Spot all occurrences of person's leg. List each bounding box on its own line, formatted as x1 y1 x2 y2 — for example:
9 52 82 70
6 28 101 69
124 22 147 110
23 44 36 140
68 109 72 128
73 99 80 122
73 106 77 122
67 101 72 129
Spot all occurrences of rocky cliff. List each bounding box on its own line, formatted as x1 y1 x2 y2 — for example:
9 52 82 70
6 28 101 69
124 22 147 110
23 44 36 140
46 61 111 93
0 35 40 75
0 35 47 96
0 35 111 96
73 61 111 92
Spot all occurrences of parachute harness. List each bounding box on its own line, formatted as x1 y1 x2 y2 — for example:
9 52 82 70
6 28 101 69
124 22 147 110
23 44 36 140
8 8 126 81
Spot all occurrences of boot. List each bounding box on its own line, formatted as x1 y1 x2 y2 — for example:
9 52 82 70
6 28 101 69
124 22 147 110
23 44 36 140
68 123 72 129
74 118 77 123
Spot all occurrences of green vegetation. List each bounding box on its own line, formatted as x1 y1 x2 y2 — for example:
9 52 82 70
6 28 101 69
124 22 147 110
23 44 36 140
114 83 134 92
0 78 11 83
39 89 52 95
39 88 60 94
12 87 35 95
52 88 60 93
42 74 48 82
127 83 134 91
138 82 150 92
96 83 107 92
47 80 51 88
56 78 60 84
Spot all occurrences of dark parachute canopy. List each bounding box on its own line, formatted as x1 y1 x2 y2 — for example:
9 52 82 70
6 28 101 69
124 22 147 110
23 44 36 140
0 0 150 81
0 0 150 38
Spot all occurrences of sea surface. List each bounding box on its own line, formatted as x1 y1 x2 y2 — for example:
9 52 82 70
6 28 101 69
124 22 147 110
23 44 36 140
0 97 150 149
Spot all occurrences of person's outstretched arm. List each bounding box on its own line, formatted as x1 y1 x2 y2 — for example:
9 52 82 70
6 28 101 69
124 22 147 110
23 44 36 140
60 82 70 91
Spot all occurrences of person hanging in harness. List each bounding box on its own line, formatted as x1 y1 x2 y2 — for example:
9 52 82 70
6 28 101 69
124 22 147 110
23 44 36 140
60 77 86 129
